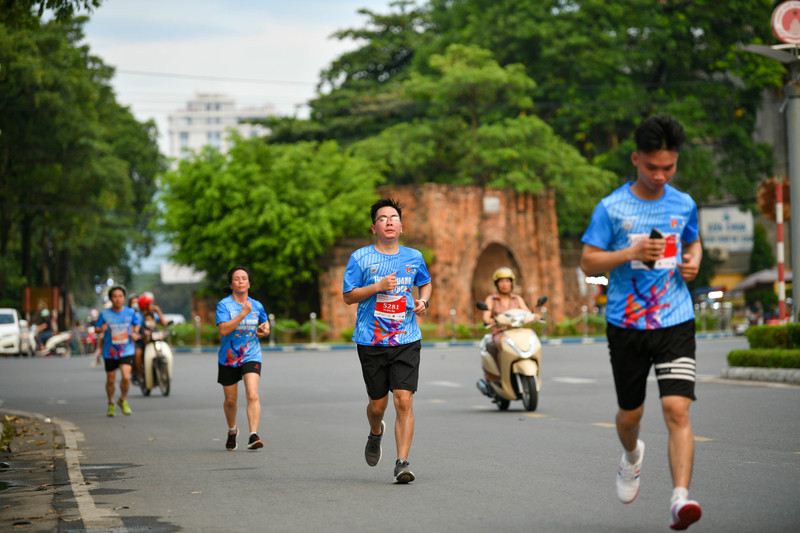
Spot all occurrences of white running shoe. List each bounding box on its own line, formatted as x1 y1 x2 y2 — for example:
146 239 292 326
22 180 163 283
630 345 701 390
616 439 644 503
670 498 702 530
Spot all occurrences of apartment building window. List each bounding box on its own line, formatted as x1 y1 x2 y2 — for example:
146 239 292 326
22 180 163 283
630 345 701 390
179 131 189 149
208 131 221 149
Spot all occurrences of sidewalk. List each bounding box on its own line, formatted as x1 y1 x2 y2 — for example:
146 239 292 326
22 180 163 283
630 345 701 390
0 412 63 532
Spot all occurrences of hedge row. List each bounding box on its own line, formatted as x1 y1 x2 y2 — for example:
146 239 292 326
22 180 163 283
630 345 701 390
727 348 800 369
744 324 800 349
731 324 800 369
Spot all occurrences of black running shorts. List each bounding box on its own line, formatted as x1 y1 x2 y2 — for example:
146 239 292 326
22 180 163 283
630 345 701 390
357 340 421 400
217 361 262 386
104 355 134 373
607 319 697 410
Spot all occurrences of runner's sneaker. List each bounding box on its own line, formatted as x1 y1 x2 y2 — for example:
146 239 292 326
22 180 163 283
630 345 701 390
616 439 645 503
247 433 264 450
106 403 115 417
116 398 132 415
393 459 415 484
670 499 702 530
365 420 385 467
226 428 238 451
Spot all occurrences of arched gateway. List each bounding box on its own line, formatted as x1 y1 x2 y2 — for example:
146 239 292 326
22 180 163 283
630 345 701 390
318 184 566 338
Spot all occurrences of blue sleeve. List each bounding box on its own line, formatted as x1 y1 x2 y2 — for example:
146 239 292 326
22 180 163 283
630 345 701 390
581 201 612 250
132 310 141 326
215 300 229 326
95 312 106 329
683 202 699 243
415 257 431 286
342 255 362 294
257 300 268 323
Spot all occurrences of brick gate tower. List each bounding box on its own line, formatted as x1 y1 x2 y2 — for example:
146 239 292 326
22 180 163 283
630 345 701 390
319 184 565 338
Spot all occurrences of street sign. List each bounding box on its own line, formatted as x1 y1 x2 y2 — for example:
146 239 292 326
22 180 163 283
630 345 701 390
772 1 800 45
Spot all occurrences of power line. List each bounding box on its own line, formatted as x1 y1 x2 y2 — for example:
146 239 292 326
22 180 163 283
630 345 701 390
115 69 317 86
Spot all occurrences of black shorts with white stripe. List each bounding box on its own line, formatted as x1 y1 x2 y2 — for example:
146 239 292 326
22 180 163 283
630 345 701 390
608 319 697 410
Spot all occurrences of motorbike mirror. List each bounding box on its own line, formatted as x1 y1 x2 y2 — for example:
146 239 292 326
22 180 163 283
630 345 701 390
536 296 548 307
476 301 489 311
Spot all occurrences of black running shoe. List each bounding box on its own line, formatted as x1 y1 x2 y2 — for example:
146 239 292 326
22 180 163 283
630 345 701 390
365 420 385 466
226 428 238 451
247 433 264 450
393 459 415 484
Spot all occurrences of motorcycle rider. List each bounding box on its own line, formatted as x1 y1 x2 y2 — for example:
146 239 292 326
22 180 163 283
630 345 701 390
136 292 167 381
481 267 531 356
35 309 54 350
478 267 531 396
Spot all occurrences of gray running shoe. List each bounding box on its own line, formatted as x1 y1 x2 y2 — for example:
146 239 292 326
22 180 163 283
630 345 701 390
365 420 385 466
393 459 415 484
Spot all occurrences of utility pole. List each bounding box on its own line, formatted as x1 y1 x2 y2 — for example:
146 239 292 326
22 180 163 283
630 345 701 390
740 1 800 321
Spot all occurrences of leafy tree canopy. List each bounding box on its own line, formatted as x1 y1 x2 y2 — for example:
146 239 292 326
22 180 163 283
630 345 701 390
0 0 102 28
0 14 164 310
159 136 384 316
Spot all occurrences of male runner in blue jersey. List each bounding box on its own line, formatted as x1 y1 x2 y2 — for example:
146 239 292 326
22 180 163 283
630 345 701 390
580 116 703 530
343 198 432 484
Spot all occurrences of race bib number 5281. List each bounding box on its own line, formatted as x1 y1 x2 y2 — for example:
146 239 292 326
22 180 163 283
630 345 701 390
375 293 406 321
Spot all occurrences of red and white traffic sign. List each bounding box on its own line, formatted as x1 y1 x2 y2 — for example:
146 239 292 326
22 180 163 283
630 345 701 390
772 1 800 45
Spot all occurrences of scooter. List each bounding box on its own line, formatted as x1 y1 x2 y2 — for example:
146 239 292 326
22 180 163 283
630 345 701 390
36 331 73 357
139 327 173 396
475 296 547 411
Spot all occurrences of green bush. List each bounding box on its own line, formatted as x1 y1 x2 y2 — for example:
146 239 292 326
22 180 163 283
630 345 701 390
746 324 793 349
340 326 354 343
299 319 330 341
170 322 220 346
445 322 479 340
727 348 800 368
273 318 300 343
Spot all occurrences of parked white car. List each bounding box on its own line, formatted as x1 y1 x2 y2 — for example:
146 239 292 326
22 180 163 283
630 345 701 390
0 308 23 356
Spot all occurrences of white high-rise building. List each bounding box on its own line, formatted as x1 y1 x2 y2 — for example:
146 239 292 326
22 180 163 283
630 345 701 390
167 93 274 159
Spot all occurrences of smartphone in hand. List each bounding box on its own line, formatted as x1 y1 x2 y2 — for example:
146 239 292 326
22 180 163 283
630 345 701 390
644 228 663 269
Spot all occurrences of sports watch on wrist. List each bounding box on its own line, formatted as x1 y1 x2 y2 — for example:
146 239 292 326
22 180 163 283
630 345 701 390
421 299 429 309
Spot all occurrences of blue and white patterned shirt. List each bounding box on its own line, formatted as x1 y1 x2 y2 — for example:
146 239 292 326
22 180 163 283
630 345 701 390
582 182 699 329
343 245 431 346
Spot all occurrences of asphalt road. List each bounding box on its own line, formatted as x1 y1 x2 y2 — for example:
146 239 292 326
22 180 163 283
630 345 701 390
1 337 799 532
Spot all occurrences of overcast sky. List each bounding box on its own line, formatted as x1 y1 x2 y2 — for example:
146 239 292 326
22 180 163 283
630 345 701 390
81 0 395 153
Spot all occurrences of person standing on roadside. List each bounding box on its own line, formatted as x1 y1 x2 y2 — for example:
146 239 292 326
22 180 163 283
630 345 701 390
216 266 270 451
95 285 141 417
580 116 703 530
343 198 432 484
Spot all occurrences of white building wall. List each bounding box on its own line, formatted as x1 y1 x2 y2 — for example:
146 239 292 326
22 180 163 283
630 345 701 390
167 93 273 160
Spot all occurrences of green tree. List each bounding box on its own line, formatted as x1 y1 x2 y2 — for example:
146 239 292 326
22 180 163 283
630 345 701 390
264 1 430 146
749 223 776 273
351 44 617 235
1 0 102 29
159 135 384 316
0 15 164 313
427 0 784 211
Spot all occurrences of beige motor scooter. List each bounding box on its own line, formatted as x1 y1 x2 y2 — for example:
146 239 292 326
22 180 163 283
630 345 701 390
476 296 547 411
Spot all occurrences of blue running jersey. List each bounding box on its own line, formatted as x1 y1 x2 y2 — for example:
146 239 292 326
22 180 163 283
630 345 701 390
343 245 432 346
216 296 268 367
581 183 699 330
96 307 141 359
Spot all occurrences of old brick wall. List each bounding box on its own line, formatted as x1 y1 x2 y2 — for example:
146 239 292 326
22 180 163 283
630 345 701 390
320 184 567 338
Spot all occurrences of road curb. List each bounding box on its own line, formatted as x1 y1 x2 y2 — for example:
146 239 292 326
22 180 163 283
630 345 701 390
0 410 62 531
720 366 800 385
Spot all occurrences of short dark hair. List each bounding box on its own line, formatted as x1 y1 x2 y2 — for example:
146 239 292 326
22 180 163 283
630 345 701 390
634 115 686 153
223 266 250 294
109 285 126 298
370 198 403 223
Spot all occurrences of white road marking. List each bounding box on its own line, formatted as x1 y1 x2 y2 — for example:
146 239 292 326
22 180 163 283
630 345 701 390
428 380 463 388
56 417 126 531
552 377 597 384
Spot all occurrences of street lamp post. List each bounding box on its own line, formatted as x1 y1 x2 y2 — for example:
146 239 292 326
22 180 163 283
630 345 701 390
740 42 800 321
